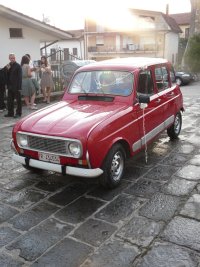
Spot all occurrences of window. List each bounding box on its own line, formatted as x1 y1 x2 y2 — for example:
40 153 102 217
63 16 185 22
137 70 153 95
50 49 56 61
69 71 133 96
96 35 104 46
9 28 23 38
73 48 77 56
96 24 104 33
64 48 69 60
169 66 176 85
69 72 92 93
155 66 169 91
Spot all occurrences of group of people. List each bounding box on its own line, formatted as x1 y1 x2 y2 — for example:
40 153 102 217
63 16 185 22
0 53 54 118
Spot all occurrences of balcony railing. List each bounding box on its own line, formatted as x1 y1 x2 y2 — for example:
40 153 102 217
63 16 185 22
88 44 157 54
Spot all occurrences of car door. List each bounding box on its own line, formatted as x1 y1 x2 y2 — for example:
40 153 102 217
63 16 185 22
132 69 164 152
155 64 177 130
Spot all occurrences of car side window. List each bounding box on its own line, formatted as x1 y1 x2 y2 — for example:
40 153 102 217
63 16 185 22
155 66 169 91
137 70 153 95
169 66 176 85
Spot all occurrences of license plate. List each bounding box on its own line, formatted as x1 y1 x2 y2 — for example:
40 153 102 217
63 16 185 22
38 152 60 164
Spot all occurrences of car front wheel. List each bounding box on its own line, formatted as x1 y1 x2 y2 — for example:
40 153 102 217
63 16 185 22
99 143 126 189
167 112 182 139
175 77 183 86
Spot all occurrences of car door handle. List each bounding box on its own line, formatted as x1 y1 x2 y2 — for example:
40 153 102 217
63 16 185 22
168 92 175 96
155 98 161 103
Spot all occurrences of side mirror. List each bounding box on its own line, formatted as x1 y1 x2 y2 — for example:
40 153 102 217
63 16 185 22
138 94 150 104
138 95 150 109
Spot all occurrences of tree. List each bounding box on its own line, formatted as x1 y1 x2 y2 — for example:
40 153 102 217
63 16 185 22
182 0 199 67
184 34 200 72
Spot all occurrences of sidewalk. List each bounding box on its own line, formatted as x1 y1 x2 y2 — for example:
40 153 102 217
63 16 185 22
0 91 63 130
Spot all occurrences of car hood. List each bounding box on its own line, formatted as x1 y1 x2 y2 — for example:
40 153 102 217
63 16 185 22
19 100 128 138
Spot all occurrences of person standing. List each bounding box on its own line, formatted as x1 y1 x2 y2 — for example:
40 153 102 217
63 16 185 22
0 66 7 112
40 56 54 104
4 53 22 118
25 54 40 96
21 55 37 110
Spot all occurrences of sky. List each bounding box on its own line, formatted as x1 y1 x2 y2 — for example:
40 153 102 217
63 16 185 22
0 0 191 30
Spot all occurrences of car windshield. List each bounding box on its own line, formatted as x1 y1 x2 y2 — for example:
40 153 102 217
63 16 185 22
68 70 133 96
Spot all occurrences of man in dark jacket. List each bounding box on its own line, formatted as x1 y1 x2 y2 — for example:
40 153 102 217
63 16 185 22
0 66 7 112
4 53 22 118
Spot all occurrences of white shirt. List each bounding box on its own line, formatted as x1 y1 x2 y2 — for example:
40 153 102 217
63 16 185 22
29 60 36 79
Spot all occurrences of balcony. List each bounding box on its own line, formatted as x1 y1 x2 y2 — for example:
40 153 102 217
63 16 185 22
87 44 160 59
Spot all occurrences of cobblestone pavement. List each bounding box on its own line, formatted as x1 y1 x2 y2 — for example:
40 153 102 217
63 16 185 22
1 85 200 266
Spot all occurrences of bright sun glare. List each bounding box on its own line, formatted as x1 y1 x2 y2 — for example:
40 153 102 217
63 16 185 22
85 6 155 31
0 0 191 30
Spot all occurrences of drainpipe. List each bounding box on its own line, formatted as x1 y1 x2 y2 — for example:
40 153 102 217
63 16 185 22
84 19 88 59
79 39 83 59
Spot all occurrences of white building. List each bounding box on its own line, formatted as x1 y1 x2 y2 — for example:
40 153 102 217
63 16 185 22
85 9 182 64
0 4 74 67
44 30 85 63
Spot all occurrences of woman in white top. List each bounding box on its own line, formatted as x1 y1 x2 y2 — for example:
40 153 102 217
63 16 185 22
21 55 37 110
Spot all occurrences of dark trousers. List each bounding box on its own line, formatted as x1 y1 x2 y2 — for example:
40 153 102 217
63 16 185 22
7 89 22 116
0 86 6 110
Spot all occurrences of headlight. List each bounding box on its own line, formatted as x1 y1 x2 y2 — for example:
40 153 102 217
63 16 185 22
16 133 28 148
68 142 82 157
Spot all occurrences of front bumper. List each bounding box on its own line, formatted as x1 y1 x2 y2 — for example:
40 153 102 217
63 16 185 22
12 153 103 178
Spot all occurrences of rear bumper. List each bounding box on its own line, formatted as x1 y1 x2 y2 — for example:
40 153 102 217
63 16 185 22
12 153 103 178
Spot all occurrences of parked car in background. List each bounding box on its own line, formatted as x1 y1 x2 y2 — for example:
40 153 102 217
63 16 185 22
11 57 184 189
175 71 194 86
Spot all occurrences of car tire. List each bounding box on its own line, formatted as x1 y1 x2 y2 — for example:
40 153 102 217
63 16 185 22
167 112 182 139
175 77 183 86
99 143 126 189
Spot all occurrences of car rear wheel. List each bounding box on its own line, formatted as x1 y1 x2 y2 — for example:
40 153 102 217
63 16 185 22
167 112 182 139
99 143 126 189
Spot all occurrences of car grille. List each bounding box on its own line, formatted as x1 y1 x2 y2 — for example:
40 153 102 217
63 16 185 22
28 135 67 154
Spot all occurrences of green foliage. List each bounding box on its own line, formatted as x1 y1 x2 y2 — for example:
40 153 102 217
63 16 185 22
185 34 200 72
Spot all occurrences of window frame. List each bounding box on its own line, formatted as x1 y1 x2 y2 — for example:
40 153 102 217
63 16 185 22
137 69 154 95
96 35 104 46
9 28 23 38
154 65 170 92
73 48 78 56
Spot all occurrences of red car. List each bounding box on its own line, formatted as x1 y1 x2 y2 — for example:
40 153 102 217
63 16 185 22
11 57 184 189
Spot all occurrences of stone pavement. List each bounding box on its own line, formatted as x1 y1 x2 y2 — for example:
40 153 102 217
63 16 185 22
0 87 200 266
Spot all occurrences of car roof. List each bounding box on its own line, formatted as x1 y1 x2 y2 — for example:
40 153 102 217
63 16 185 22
78 57 169 72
